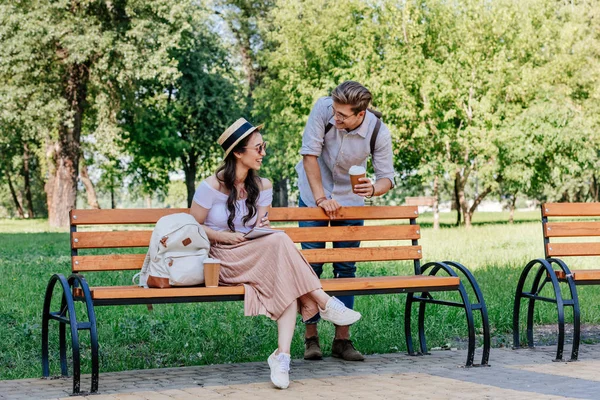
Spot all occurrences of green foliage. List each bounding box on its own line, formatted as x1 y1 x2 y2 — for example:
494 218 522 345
1 0 600 217
121 5 243 201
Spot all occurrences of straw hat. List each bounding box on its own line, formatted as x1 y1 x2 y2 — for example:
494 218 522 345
218 118 263 158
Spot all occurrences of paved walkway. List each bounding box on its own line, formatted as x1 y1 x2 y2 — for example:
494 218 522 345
2 344 599 399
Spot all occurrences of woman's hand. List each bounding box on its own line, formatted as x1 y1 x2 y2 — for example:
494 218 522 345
258 214 270 227
219 231 247 245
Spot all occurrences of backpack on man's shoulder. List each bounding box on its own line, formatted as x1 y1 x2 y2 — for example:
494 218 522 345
323 108 383 156
135 213 210 288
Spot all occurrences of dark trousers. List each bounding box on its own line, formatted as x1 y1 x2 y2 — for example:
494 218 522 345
299 197 364 324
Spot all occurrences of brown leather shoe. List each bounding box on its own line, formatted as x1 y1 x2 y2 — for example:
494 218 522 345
304 336 323 360
332 339 365 361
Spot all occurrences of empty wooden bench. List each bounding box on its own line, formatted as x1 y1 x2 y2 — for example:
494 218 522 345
42 205 490 394
514 202 600 361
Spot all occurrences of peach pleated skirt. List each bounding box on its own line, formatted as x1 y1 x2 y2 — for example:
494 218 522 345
209 233 322 321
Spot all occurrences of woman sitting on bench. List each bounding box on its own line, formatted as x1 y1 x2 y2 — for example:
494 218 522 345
190 118 361 390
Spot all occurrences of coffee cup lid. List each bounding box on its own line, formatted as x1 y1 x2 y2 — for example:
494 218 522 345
349 165 366 175
204 258 221 263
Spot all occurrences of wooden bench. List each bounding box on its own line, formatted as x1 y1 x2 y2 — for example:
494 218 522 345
405 196 436 207
42 205 490 394
513 202 600 361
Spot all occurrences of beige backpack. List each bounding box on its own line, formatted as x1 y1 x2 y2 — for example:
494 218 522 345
135 213 210 288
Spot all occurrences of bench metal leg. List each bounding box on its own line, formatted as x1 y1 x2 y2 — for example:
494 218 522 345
42 274 81 394
404 293 417 356
443 260 490 366
406 261 489 367
513 258 578 361
42 273 99 394
69 274 99 392
547 258 580 361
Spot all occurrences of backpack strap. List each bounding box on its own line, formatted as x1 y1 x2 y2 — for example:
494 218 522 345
370 118 381 156
324 122 334 137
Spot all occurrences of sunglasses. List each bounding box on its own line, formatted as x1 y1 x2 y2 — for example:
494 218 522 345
243 141 268 153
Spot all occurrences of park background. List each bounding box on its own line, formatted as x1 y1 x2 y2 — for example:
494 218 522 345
1 0 600 381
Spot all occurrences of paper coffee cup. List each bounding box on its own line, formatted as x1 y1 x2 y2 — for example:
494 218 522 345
204 258 221 288
349 165 366 194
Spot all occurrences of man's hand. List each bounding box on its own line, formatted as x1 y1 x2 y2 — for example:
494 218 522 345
318 198 342 218
354 177 375 197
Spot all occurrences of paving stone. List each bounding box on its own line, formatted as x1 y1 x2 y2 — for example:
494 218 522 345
2 345 600 399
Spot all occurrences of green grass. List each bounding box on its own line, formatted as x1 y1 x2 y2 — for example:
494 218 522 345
2 212 600 380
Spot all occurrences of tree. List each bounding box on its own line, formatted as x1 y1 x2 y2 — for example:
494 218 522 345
1 0 195 226
122 9 242 206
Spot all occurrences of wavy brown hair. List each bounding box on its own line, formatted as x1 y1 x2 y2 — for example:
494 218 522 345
216 133 261 232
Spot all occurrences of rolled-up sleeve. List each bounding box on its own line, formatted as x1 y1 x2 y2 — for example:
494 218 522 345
372 124 396 187
299 97 330 157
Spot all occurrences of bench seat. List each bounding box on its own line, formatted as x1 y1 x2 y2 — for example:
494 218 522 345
555 269 600 284
75 275 460 304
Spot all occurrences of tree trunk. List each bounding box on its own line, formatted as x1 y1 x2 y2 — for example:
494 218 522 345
46 62 89 227
466 186 492 227
454 173 463 227
592 175 599 202
110 185 116 209
509 194 517 224
455 171 471 228
80 161 100 209
272 178 289 207
182 153 198 208
22 142 35 218
6 172 25 218
433 175 440 230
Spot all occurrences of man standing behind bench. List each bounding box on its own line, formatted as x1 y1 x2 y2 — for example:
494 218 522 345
297 81 396 361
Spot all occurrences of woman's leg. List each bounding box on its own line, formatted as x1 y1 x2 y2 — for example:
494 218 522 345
309 289 330 309
277 301 298 354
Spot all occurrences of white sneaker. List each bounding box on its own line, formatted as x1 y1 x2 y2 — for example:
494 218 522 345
268 350 290 389
319 297 362 326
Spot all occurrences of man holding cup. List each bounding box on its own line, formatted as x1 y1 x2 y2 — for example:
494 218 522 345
295 81 396 361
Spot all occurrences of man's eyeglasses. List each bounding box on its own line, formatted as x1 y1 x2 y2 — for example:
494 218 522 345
244 141 268 153
329 105 356 122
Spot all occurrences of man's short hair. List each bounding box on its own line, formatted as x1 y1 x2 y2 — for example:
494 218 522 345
331 81 372 114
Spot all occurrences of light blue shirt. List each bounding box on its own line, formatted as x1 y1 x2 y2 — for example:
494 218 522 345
296 97 396 207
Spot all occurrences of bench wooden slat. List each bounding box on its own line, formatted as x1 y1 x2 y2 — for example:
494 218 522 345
269 206 418 221
546 242 600 257
555 269 600 281
543 203 600 217
544 222 600 238
71 208 190 225
72 225 420 249
70 206 419 225
73 231 153 249
76 276 459 300
73 254 146 271
302 246 422 263
285 225 420 242
72 246 422 272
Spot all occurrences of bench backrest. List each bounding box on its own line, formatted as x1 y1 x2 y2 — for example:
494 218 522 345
69 206 423 275
404 196 435 207
542 202 600 258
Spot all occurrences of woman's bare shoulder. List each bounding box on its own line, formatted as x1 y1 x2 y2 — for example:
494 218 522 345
205 175 222 190
259 177 273 190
